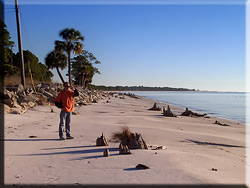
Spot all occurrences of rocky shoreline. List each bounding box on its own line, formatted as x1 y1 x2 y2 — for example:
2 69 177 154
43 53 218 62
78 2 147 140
1 83 109 114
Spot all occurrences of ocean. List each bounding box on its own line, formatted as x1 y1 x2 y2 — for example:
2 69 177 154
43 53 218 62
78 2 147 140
131 91 248 124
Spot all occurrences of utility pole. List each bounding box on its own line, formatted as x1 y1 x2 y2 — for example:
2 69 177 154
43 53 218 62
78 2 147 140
15 0 25 89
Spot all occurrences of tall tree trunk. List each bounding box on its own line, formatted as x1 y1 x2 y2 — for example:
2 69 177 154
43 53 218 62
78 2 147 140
82 73 86 88
80 73 84 87
56 67 65 84
67 50 72 85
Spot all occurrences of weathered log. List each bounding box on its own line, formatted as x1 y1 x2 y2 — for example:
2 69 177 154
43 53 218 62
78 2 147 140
214 120 230 126
162 105 177 117
181 107 207 117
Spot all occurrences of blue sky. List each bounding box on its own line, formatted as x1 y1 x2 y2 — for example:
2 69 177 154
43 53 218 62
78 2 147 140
4 0 247 92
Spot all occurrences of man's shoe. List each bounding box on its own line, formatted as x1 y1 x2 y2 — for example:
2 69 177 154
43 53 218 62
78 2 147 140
66 136 74 139
60 137 65 140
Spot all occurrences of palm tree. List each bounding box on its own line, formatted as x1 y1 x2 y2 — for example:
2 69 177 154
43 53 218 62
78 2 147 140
45 50 67 84
56 28 84 85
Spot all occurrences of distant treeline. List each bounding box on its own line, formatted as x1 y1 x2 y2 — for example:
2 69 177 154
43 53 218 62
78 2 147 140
90 85 196 91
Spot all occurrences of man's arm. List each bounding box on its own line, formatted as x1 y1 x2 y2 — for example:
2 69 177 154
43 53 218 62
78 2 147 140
70 86 79 97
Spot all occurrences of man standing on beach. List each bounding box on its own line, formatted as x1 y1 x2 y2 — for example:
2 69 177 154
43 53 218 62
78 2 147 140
55 82 79 140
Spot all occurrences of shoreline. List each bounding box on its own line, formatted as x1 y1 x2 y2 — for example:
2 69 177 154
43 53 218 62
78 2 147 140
4 93 246 185
126 91 246 125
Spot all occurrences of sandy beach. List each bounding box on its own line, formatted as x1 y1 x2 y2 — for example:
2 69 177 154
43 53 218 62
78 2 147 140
4 93 246 185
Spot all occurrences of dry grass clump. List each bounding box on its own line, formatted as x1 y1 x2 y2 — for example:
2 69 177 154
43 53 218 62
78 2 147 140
109 126 132 143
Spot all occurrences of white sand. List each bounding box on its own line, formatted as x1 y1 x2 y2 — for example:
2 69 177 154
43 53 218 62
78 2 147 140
4 94 246 185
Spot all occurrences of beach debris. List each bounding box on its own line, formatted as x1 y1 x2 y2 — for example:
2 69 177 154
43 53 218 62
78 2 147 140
15 175 21 178
96 133 109 146
124 93 140 99
149 145 167 150
181 107 207 117
214 120 230 126
211 168 218 171
106 100 111 103
103 149 110 157
2 83 108 114
135 164 150 170
148 103 162 111
110 126 148 149
162 105 177 117
119 143 132 155
72 111 80 115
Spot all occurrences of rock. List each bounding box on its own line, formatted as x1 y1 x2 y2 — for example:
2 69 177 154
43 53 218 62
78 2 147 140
96 133 108 146
135 164 149 169
103 149 110 157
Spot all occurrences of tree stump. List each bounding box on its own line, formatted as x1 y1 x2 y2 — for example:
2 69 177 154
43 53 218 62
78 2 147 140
103 149 110 157
119 143 131 155
96 133 108 146
121 133 148 149
110 126 148 150
148 103 162 111
162 105 177 117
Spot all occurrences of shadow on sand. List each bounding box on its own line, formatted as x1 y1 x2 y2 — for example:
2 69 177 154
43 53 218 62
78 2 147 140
184 139 244 148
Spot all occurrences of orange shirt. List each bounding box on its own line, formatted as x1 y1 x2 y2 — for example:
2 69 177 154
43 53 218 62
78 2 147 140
55 90 75 112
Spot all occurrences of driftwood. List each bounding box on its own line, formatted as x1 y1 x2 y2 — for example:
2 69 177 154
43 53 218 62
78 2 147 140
96 133 109 146
162 105 177 117
148 103 162 111
214 120 230 126
181 107 207 117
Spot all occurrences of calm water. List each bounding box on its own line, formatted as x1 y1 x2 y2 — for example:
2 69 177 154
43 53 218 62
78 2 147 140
132 91 248 124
